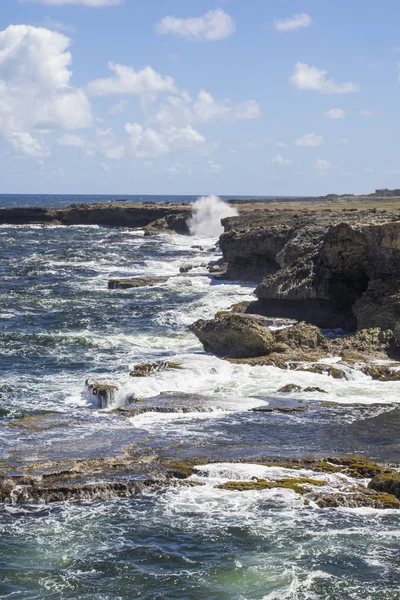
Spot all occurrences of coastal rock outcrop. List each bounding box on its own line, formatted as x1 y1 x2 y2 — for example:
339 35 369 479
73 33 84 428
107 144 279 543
0 203 191 229
219 209 400 331
189 316 327 359
189 313 275 358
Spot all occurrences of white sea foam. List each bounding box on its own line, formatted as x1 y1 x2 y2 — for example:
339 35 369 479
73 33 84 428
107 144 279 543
187 195 238 237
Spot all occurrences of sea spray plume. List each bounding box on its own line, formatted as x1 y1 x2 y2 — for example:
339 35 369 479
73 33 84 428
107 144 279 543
188 195 238 237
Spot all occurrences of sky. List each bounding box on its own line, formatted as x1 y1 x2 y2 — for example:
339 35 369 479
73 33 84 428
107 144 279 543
0 0 399 196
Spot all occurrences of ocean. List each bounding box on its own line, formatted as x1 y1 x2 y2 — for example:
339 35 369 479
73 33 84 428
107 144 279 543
0 195 399 599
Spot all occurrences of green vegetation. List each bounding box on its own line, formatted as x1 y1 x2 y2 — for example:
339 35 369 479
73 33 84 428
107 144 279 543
217 477 326 493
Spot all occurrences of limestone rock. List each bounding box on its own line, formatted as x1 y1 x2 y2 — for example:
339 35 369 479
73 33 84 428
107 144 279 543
189 313 275 358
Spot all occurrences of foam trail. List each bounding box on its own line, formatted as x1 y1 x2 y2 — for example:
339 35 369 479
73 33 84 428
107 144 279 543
188 195 238 237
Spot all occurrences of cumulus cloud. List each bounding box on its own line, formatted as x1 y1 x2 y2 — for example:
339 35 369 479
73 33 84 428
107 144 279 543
156 90 261 126
290 62 359 94
23 0 123 6
326 108 346 119
9 132 50 157
272 154 292 166
0 25 92 156
314 159 333 171
274 13 311 32
295 133 323 147
156 9 235 41
87 62 176 97
125 123 206 157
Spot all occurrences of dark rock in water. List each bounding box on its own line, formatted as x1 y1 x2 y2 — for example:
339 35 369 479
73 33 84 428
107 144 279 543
122 391 225 415
0 202 191 228
180 264 194 273
108 276 169 290
252 398 308 413
143 213 190 236
1 480 154 504
86 380 119 409
229 301 251 314
278 384 302 393
314 489 400 509
362 364 400 381
369 473 400 499
130 361 181 377
191 245 204 250
189 313 275 358
303 387 327 394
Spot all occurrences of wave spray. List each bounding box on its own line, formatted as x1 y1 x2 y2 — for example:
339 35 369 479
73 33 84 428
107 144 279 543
188 195 238 237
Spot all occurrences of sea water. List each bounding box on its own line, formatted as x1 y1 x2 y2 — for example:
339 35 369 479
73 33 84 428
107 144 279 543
0 195 399 599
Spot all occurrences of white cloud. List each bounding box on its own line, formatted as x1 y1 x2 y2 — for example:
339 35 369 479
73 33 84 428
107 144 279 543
24 0 123 6
87 62 176 96
0 25 92 156
168 162 192 176
125 123 206 157
274 13 311 32
276 142 287 148
314 159 333 171
58 133 87 147
295 133 323 147
9 132 50 157
103 144 125 160
156 9 235 41
109 99 129 115
207 160 222 173
156 90 261 125
325 108 346 119
290 62 359 94
272 153 292 166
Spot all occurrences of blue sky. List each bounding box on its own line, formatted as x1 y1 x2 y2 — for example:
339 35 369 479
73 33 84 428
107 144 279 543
0 0 399 195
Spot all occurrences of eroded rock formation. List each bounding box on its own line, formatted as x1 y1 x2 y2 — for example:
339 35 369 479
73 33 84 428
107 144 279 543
219 209 400 332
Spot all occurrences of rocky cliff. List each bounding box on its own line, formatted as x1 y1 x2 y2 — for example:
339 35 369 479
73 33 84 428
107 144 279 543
219 209 400 332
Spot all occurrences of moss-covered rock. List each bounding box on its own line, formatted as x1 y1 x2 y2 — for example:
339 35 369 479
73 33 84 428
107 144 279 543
217 477 326 493
130 361 182 377
315 490 400 509
361 365 400 381
278 384 302 393
368 472 400 499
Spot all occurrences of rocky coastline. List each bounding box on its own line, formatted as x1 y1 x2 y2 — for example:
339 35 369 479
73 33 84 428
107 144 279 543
1 199 400 508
